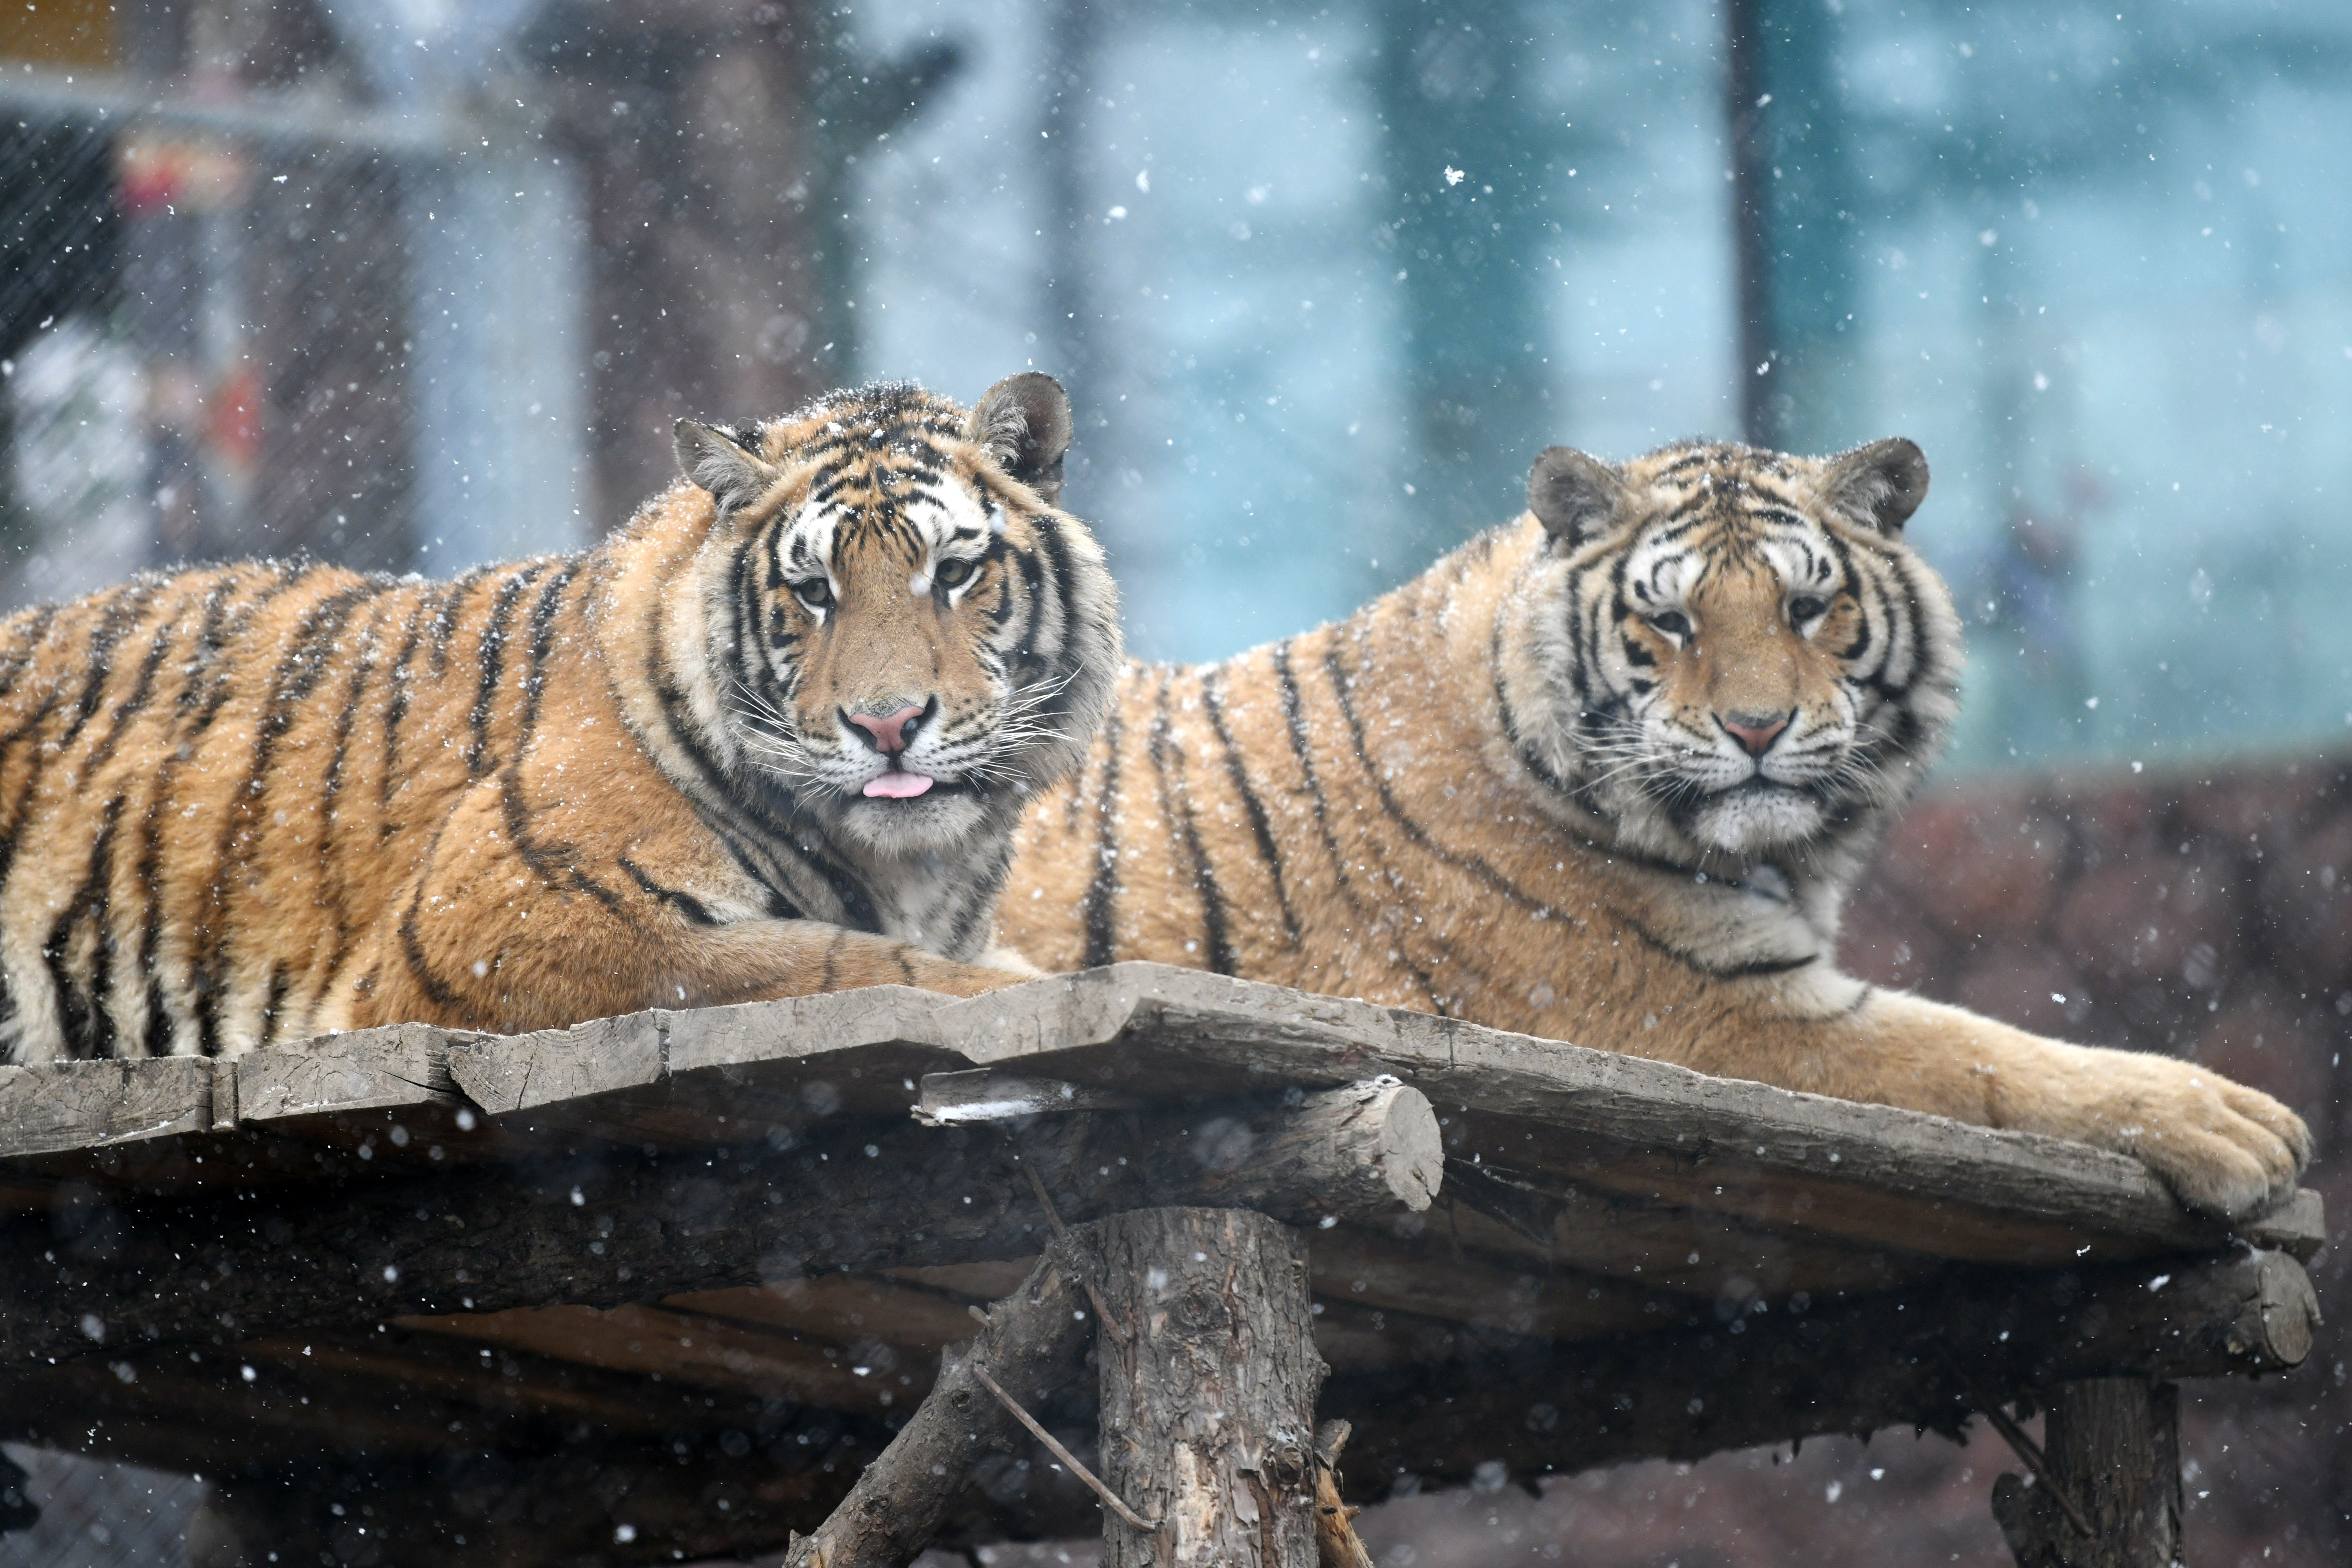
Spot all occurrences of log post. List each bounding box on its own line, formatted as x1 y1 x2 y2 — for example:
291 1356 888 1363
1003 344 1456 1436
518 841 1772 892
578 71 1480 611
1991 1378 2183 1568
1084 1208 1325 1568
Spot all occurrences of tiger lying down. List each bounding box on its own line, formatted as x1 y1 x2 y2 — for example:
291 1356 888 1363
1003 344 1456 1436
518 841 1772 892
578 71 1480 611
1005 436 2311 1218
0 374 1116 1059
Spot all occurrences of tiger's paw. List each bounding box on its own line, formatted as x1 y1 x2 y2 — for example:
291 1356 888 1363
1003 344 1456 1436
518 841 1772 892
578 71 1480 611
2041 1048 2312 1220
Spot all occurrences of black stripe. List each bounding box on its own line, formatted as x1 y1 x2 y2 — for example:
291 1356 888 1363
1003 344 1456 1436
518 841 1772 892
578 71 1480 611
1148 673 1235 975
195 580 374 1056
0 605 61 709
1321 642 1554 918
85 583 194 772
56 580 167 753
378 587 435 827
618 855 721 925
319 595 397 1011
638 571 878 932
1488 618 1576 799
1080 704 1124 968
1272 642 1446 1012
468 564 547 779
514 562 580 754
259 963 291 1050
941 840 1014 959
1198 669 1302 947
492 561 628 907
41 794 124 1058
398 903 464 1009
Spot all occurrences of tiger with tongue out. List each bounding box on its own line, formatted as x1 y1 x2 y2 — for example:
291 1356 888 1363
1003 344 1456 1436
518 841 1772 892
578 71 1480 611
1001 436 2310 1219
0 374 1116 1060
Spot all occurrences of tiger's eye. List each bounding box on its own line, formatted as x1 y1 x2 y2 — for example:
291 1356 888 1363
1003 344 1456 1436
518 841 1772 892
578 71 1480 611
793 580 833 612
1647 610 1692 638
934 557 975 590
1788 596 1829 624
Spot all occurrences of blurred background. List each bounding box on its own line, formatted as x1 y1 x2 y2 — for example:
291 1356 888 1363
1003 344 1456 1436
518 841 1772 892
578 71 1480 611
10 0 2352 772
3 2 2348 1566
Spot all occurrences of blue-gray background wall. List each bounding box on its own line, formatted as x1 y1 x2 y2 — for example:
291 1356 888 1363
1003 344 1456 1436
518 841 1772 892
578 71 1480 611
844 0 2352 775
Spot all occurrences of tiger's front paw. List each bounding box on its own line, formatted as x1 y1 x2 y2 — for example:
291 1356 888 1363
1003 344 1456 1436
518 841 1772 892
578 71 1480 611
2045 1048 2312 1219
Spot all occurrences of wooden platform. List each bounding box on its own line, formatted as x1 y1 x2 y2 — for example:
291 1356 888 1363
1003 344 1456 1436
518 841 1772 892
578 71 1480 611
0 963 2322 1565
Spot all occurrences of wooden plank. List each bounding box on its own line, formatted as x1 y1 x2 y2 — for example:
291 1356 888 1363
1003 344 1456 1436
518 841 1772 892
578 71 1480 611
0 1057 217 1160
665 1274 1002 1353
0 964 2314 1275
440 989 960 1148
1021 966 2262 1264
2238 1186 2324 1261
661 984 957 1098
234 1024 465 1124
402 1303 914 1409
447 1012 663 1117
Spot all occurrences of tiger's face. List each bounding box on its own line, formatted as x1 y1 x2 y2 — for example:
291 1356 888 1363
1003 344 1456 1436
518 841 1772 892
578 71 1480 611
674 376 1118 860
1503 438 1962 866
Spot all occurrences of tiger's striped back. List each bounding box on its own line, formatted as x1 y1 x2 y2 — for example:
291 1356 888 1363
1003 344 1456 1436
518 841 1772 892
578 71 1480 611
0 374 1117 1061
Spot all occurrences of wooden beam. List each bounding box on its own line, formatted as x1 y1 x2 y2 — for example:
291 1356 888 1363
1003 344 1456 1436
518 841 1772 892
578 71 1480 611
0 1079 1436 1372
921 1072 1443 1218
1325 1247 2317 1489
1991 1378 2183 1568
1085 1208 1323 1568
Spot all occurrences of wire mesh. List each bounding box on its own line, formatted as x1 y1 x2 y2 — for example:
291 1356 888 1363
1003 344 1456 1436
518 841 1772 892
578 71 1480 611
0 95 418 610
0 1446 200 1568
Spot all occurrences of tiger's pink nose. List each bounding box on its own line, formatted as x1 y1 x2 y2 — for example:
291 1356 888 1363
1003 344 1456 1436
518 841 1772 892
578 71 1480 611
1722 711 1791 757
846 704 926 755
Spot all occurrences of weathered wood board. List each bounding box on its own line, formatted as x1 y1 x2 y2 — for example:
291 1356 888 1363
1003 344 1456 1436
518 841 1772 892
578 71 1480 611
0 963 2323 1568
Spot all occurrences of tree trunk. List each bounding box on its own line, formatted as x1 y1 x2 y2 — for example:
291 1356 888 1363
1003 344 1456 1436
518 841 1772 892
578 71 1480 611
1993 1378 2183 1568
1084 1208 1324 1568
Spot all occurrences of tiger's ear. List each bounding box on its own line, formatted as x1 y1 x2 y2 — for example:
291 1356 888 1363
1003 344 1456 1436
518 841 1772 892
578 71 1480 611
966 373 1074 506
1527 446 1629 547
1821 438 1929 535
674 418 780 514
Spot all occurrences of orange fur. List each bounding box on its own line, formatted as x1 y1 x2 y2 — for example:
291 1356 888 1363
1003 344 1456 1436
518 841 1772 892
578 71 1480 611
1004 439 2309 1218
0 378 1117 1059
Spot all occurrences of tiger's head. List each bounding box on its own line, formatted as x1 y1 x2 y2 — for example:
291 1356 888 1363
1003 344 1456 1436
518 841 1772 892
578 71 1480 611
671 374 1119 860
1500 438 1962 870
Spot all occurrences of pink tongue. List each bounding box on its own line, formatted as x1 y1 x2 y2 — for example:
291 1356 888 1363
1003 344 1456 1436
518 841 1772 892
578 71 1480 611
863 770 935 800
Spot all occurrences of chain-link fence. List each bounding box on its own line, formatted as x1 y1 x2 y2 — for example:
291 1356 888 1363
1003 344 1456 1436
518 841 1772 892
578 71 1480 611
0 1446 199 1568
1 81 437 606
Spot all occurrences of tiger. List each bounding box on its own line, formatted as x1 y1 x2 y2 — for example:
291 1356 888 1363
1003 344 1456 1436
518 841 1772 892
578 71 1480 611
0 373 1118 1061
1002 437 2309 1218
